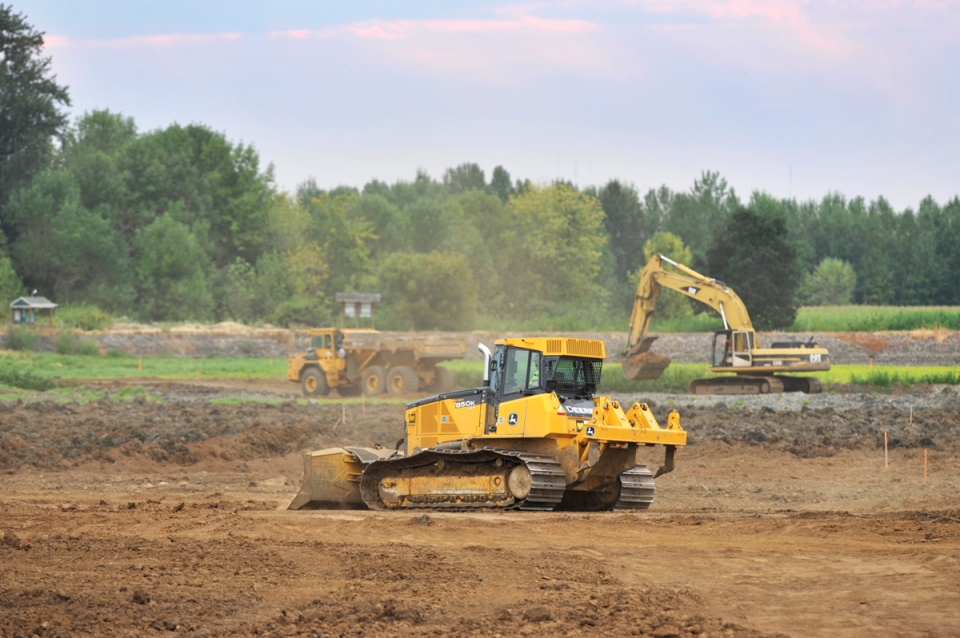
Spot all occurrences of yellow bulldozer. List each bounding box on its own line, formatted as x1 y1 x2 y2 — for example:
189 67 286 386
620 255 830 394
289 337 686 511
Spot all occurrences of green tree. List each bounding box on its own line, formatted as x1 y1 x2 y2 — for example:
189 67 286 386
500 184 607 312
61 110 136 215
662 171 739 257
801 258 856 306
442 162 485 194
6 171 131 307
594 180 654 283
489 165 514 203
349 193 409 255
119 123 274 266
636 231 694 319
378 251 476 330
0 252 23 302
301 189 373 306
0 4 70 215
135 212 214 321
706 207 799 330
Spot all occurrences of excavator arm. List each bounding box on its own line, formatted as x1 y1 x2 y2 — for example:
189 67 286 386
620 255 756 380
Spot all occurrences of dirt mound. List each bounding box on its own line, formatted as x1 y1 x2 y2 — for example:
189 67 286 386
4 388 959 474
0 397 401 472
659 403 959 456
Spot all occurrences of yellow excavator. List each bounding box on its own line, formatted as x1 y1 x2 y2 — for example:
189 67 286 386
289 337 686 511
620 255 830 395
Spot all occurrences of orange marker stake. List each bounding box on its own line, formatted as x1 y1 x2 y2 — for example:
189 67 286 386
884 431 888 469
924 448 928 485
137 357 143 372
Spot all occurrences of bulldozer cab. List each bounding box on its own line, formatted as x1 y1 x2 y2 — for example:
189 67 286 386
712 330 754 368
485 343 602 432
490 344 599 402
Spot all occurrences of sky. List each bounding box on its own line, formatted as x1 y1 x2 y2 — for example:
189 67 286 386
18 0 960 210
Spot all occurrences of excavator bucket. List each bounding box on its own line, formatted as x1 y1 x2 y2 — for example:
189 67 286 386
287 446 393 510
620 336 671 381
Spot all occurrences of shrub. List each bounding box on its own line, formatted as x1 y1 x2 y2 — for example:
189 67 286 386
0 364 55 391
800 258 856 306
54 331 80 354
78 338 101 356
56 303 115 331
5 326 36 351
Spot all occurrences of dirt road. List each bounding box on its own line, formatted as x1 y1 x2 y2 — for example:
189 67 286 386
2 385 959 637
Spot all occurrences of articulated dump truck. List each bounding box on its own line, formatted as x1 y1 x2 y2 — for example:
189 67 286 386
289 337 686 512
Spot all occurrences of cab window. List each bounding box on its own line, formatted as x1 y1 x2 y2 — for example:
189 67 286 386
311 334 332 349
502 348 542 397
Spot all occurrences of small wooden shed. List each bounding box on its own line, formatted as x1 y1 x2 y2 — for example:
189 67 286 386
11 296 58 327
335 292 381 329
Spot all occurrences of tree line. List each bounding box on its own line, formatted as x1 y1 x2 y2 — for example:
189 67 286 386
2 5 959 332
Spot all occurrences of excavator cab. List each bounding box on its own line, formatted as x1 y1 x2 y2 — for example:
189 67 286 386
711 330 754 368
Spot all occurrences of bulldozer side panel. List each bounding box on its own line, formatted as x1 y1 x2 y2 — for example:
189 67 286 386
405 390 487 451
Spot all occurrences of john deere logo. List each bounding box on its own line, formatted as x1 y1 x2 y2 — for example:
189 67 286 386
585 426 595 436
508 413 519 426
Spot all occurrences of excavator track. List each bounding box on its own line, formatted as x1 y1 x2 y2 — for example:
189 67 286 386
615 464 655 510
689 375 822 395
358 447 566 511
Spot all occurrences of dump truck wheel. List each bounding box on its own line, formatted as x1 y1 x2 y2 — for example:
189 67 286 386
432 366 454 393
387 366 419 394
362 366 387 395
301 368 329 397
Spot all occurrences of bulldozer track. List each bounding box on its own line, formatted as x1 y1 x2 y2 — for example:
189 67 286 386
358 447 566 511
615 464 655 510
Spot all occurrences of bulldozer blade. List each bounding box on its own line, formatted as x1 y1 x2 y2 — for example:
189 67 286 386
287 446 393 510
620 351 671 381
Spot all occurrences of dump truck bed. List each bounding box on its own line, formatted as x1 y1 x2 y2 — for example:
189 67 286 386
340 331 466 361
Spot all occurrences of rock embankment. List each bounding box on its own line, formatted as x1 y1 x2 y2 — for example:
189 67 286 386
3 323 958 365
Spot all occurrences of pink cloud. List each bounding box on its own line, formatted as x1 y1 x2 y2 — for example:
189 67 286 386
264 13 609 80
636 0 809 24
269 29 316 39
634 0 855 57
88 32 244 48
350 15 597 39
269 15 598 42
43 35 70 48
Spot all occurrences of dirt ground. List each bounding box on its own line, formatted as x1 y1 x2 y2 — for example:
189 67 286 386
2 382 959 637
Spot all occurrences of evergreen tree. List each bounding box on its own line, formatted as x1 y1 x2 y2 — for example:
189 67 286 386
706 208 800 330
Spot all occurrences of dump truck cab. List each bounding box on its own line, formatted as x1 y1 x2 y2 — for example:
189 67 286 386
287 328 348 396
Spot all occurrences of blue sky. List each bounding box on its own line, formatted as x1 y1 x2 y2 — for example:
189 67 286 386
19 0 960 210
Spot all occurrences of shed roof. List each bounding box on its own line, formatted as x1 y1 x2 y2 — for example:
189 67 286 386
335 292 381 303
11 296 58 309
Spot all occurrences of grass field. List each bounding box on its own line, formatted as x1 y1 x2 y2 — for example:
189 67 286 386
1 351 957 396
649 306 960 333
791 306 960 332
0 351 287 381
400 359 960 394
